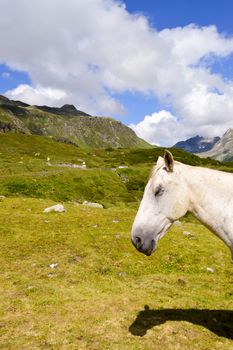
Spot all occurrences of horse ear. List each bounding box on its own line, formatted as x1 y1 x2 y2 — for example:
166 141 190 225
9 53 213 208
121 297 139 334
156 156 164 167
164 150 174 172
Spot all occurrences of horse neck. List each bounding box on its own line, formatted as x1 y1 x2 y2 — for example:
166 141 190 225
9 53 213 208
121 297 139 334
182 164 233 251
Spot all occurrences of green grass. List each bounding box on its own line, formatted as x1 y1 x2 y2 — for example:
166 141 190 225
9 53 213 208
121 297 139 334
0 133 232 208
0 197 233 349
1 133 233 349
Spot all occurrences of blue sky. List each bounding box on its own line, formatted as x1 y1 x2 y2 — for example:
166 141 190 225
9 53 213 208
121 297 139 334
125 0 233 33
118 0 233 123
0 64 30 94
1 0 233 145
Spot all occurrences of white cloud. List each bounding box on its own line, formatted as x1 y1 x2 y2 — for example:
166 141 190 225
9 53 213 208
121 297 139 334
6 84 68 106
0 0 233 144
159 25 233 66
129 110 186 146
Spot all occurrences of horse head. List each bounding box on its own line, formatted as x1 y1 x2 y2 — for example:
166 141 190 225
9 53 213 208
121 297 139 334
131 151 190 256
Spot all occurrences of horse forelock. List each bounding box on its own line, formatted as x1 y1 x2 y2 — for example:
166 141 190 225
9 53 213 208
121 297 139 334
149 164 163 180
149 160 181 181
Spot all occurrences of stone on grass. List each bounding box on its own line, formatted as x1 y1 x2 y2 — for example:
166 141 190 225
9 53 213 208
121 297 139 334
177 278 186 286
44 204 66 213
183 231 195 238
49 263 58 269
206 267 215 273
82 201 103 209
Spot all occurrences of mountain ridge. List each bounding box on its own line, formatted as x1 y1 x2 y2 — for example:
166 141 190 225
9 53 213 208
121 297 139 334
198 128 233 162
0 95 150 149
173 135 220 153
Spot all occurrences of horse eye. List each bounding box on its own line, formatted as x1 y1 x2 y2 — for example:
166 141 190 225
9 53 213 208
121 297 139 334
154 185 163 197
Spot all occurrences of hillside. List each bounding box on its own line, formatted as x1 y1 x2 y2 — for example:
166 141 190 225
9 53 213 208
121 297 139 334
0 95 150 149
0 133 229 207
198 129 233 162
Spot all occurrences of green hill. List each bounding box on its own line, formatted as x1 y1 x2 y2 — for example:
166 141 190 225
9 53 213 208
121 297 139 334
0 133 231 207
0 95 150 148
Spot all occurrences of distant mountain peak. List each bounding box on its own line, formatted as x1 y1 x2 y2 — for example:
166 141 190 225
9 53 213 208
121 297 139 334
223 128 233 137
60 104 78 113
197 128 233 162
173 135 220 153
35 103 91 117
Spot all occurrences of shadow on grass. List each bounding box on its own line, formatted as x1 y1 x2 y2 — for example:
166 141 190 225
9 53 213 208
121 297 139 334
129 305 233 339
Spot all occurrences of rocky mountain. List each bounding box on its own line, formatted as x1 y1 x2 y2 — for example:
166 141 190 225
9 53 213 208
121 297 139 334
198 129 233 162
173 135 220 153
0 95 150 148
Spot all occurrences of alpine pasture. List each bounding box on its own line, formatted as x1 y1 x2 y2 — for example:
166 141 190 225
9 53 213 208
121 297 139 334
0 134 233 349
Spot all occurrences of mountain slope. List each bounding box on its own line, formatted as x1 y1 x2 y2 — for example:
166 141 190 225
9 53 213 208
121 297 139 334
173 135 220 153
0 133 223 206
0 95 150 148
198 129 233 162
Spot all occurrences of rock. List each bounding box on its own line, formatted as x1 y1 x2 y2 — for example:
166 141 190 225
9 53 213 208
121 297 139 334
27 285 34 290
118 272 127 277
183 231 195 238
178 278 186 286
82 201 103 209
49 263 58 269
0 195 6 200
44 204 66 213
206 267 215 273
115 234 121 239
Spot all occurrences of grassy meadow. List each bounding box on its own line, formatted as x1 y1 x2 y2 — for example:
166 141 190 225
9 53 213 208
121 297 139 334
0 134 233 349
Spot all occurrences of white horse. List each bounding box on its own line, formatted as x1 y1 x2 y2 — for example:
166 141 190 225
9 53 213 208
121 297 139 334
131 150 233 259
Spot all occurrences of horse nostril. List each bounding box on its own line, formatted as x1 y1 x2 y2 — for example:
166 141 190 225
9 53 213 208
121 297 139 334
135 236 142 248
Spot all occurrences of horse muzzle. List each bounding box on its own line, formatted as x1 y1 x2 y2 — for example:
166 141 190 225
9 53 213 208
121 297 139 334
131 236 156 256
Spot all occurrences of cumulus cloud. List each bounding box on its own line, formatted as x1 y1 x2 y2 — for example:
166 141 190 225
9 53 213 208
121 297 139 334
130 110 185 146
0 0 233 144
6 84 68 106
159 25 233 66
